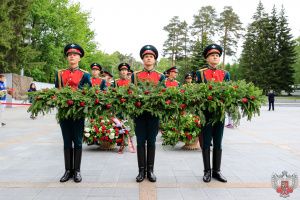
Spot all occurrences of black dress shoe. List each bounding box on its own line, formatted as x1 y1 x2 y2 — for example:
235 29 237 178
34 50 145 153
203 170 211 182
212 171 227 182
136 168 146 182
60 170 73 182
74 170 82 182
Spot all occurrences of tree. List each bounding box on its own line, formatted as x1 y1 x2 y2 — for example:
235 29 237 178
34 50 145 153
163 16 188 66
239 1 272 92
293 37 300 84
25 0 97 82
240 1 296 93
275 6 296 94
217 6 243 68
0 0 38 74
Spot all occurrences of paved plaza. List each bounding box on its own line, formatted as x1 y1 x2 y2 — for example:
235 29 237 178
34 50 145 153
0 105 299 200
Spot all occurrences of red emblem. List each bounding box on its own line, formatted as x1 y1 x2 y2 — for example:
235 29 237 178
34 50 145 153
272 171 298 198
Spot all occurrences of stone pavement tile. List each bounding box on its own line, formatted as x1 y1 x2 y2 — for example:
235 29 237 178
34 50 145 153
179 188 209 200
227 188 300 200
203 188 235 200
173 170 195 177
86 188 138 200
157 188 184 200
0 188 42 200
156 176 177 184
175 176 199 184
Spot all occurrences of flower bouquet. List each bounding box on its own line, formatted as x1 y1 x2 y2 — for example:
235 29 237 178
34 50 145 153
83 116 131 151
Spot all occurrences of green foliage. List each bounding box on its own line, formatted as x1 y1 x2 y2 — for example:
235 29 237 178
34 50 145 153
28 81 265 127
239 1 296 94
161 114 202 146
293 37 300 84
217 6 243 67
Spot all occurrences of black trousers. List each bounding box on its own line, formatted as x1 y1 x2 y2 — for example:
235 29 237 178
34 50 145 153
59 118 85 150
199 111 224 150
268 101 274 110
134 112 159 147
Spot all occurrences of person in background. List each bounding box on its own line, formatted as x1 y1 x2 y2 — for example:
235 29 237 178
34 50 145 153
127 69 134 80
103 71 115 88
90 63 106 90
268 90 275 111
28 83 37 119
0 74 7 127
164 66 180 88
184 73 193 85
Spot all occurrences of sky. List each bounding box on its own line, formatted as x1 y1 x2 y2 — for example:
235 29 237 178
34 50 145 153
73 0 299 62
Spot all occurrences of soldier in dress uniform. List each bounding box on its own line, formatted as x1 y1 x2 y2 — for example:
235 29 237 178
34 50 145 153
90 63 106 90
131 45 165 182
103 71 115 88
127 69 134 80
196 44 230 183
115 63 135 153
164 66 180 88
115 63 131 87
184 73 193 85
55 43 92 183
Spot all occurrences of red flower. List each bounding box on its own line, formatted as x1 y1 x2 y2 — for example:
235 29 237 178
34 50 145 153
125 130 129 135
242 98 248 103
79 102 85 107
233 85 239 89
207 96 213 101
106 129 111 133
66 99 74 106
93 137 98 142
194 119 199 123
127 89 133 95
95 90 100 94
180 89 185 93
90 119 94 123
161 88 166 92
94 125 100 133
101 126 106 131
116 138 123 144
165 99 171 105
106 104 112 109
94 99 100 105
99 116 103 120
120 98 126 103
208 85 213 90
135 101 142 108
250 96 255 100
180 104 187 110
187 134 192 140
51 95 57 100
144 90 150 95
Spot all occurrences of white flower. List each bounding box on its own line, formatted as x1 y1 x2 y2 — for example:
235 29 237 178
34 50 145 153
109 133 115 139
84 133 90 137
84 127 91 132
101 120 105 123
